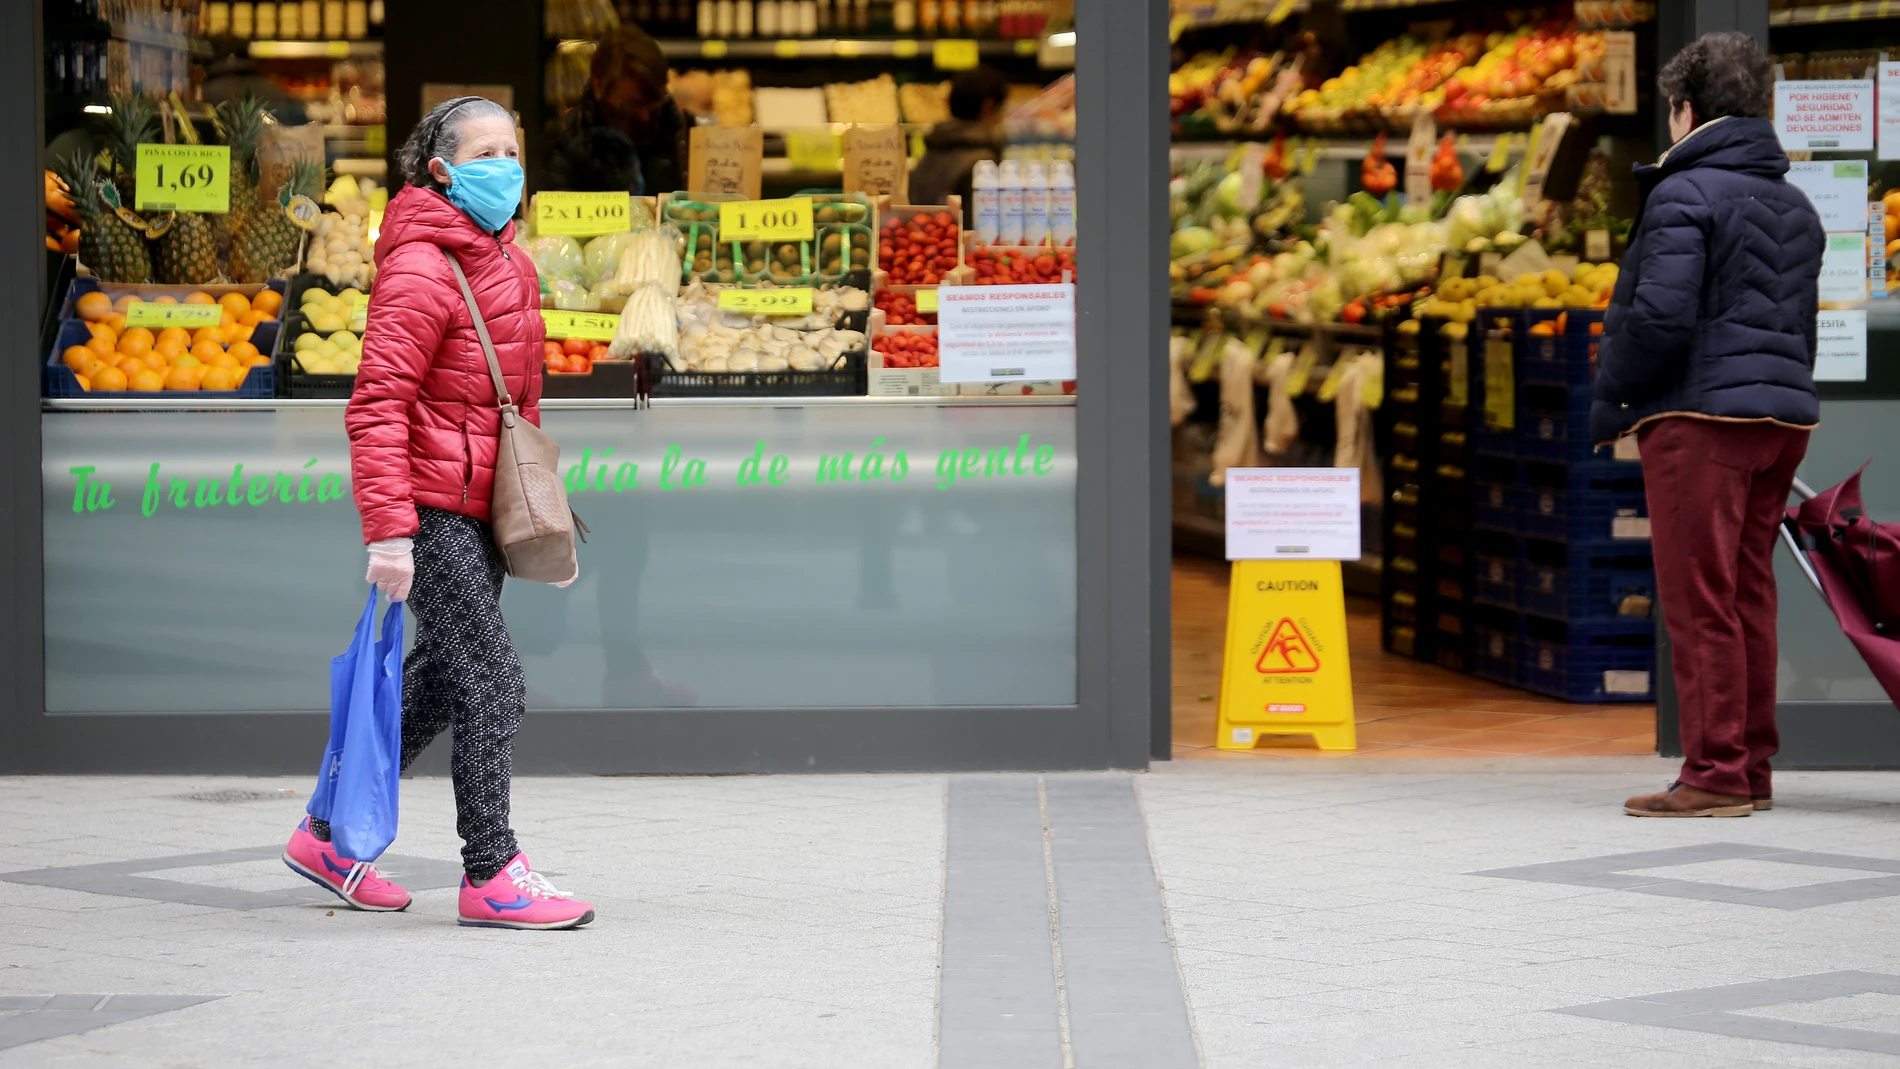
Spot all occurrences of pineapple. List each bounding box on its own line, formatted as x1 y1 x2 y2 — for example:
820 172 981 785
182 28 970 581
51 151 152 283
149 99 221 284
231 157 323 283
214 93 269 264
96 92 156 193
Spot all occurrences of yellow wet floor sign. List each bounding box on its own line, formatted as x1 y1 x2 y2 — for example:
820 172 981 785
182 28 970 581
1215 560 1356 751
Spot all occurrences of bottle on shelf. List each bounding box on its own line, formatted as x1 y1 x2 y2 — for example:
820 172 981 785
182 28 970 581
815 0 831 32
699 0 716 36
302 0 321 37
1048 159 1074 247
716 0 736 36
971 159 1001 246
997 159 1025 246
941 0 961 34
278 1 299 39
735 0 754 36
349 0 370 36
758 0 778 36
920 0 939 34
892 0 915 32
797 0 817 34
853 0 870 33
255 0 276 38
1022 159 1049 247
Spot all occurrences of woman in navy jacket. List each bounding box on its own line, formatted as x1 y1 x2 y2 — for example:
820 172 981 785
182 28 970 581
1594 32 1825 818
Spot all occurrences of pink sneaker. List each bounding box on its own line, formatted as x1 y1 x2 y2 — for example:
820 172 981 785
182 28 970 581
458 854 595 930
282 818 412 912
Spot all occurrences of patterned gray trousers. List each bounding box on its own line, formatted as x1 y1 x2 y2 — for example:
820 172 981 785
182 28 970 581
310 506 525 881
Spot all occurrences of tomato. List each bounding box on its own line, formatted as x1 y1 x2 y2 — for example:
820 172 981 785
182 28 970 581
587 344 609 362
572 356 593 374
545 357 565 375
544 341 563 361
562 337 590 357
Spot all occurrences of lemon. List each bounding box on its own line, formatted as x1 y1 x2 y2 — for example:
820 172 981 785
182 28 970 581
294 332 322 352
301 287 332 306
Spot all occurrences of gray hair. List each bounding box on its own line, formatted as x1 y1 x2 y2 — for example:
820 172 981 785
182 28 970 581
396 96 513 191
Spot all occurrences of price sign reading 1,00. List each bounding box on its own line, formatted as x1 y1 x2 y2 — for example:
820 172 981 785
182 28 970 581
718 197 815 242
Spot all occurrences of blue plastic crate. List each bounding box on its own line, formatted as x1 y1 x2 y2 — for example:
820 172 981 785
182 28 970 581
1519 310 1606 386
46 319 277 399
1518 614 1657 702
1472 529 1519 609
58 276 287 323
1519 537 1656 620
1515 486 1649 544
1471 606 1520 687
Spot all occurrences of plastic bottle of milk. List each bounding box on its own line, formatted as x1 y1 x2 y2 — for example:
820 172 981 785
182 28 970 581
997 159 1025 246
1022 160 1050 247
1048 160 1075 247
971 159 1001 246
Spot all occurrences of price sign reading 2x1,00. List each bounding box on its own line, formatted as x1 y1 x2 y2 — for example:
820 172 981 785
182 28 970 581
134 144 230 214
536 191 633 237
718 197 814 242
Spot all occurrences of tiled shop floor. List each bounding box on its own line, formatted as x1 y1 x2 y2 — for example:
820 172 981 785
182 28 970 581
10 769 1900 1066
1171 554 1659 759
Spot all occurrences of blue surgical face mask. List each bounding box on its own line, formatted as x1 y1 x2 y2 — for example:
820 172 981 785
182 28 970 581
439 156 523 233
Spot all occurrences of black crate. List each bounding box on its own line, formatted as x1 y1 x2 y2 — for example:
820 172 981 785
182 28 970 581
641 350 866 398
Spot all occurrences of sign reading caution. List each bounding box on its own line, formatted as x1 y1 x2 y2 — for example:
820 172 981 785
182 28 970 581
1216 469 1360 751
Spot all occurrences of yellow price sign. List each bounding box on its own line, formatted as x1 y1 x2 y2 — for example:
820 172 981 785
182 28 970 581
785 131 842 173
1014 38 1038 56
717 288 814 316
134 144 230 214
774 39 801 58
348 293 369 332
123 301 224 329
915 288 939 313
933 39 980 70
702 39 728 58
540 309 621 341
835 40 862 57
718 196 814 242
537 191 634 237
892 39 920 58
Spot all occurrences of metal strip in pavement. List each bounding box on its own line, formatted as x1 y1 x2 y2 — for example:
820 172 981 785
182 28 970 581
939 776 1065 1069
1043 774 1200 1069
0 995 223 1052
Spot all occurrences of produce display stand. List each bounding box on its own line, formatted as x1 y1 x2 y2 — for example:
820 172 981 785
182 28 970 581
45 277 287 400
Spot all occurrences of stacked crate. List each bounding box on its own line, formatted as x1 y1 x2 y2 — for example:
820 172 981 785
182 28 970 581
1467 308 1658 702
1380 318 1476 669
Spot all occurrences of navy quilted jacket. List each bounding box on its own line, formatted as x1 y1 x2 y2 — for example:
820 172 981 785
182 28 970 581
1590 116 1824 443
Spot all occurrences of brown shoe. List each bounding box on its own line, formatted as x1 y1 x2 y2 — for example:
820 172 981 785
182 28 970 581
1624 782 1753 817
1753 797 1773 811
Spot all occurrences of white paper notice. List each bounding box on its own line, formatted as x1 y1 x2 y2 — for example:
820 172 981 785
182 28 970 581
1816 309 1868 382
1820 233 1870 302
1882 63 1900 159
1224 468 1362 562
1787 160 1870 233
937 284 1077 383
1776 79 1875 152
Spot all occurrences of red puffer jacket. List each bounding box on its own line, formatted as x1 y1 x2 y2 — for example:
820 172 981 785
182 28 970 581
346 185 544 544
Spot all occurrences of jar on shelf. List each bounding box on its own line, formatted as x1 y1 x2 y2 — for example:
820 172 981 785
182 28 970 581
278 1 300 38
255 1 277 38
232 1 255 38
347 0 368 37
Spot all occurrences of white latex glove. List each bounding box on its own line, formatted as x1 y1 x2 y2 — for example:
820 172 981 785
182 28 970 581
366 537 415 602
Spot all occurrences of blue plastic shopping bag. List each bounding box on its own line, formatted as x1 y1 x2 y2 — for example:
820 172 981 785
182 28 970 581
306 587 404 863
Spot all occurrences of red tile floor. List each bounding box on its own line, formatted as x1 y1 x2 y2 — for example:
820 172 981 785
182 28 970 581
1171 555 1659 759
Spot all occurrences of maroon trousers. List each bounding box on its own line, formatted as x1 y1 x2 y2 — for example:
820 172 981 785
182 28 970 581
1639 417 1810 798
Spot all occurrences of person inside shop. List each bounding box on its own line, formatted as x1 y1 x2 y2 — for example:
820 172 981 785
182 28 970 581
1593 32 1824 819
282 95 597 931
909 66 1010 207
543 24 690 195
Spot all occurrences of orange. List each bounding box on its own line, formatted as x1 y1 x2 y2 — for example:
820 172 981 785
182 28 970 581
189 341 225 363
228 341 260 363
191 326 222 347
156 326 191 349
246 351 272 367
117 327 154 355
104 312 127 335
226 322 255 345
129 368 164 392
237 310 268 326
74 372 90 391
75 291 112 321
163 365 204 391
151 295 178 305
252 289 283 314
199 366 239 391
62 345 94 371
85 321 116 344
112 294 138 312
115 356 148 376
84 334 115 359
140 348 170 371
253 310 277 322
78 356 107 380
203 350 239 369
90 366 127 391
183 291 217 305
1887 213 1899 243
218 292 251 317
172 352 203 369
152 336 186 358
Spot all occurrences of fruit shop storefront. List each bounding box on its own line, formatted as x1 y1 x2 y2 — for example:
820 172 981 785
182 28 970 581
0 2 1168 775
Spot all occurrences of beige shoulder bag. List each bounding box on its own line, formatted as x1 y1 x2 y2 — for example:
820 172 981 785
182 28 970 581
442 248 586 584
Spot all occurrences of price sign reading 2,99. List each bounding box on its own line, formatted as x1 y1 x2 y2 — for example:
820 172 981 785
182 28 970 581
718 197 815 242
134 144 231 214
536 191 634 237
717 288 815 316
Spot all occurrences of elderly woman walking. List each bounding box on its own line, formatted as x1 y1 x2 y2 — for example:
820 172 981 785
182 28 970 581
281 96 594 929
1593 33 1825 818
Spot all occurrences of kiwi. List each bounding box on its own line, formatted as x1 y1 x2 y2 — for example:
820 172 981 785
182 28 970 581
815 206 839 226
821 233 843 255
840 204 867 223
747 258 766 274
717 269 737 283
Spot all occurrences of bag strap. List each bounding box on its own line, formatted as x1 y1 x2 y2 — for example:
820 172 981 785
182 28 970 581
440 247 514 412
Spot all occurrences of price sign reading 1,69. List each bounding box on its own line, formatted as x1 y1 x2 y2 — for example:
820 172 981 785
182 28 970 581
536 191 634 237
717 288 815 316
718 197 814 242
122 301 224 329
134 144 231 214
